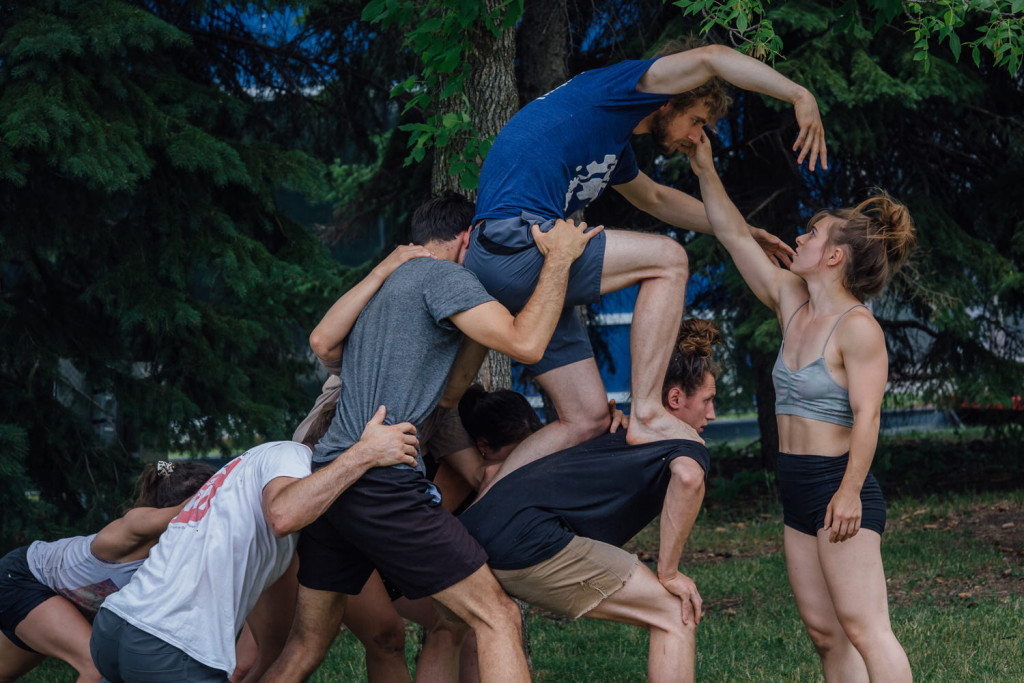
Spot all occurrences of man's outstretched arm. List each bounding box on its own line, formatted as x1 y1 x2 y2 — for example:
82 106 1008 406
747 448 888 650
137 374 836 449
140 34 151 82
614 171 795 266
449 219 602 364
639 44 827 170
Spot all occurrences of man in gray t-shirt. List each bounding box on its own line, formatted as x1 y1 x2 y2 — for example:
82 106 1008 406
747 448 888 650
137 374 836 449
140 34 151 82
312 256 493 498
264 192 600 683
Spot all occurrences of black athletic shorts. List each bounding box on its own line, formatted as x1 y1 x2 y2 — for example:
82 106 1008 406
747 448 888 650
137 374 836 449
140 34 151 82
777 452 887 536
0 546 57 653
297 464 488 600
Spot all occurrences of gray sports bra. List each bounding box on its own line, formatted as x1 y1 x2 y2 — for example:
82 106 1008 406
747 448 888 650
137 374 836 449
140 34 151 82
772 301 866 428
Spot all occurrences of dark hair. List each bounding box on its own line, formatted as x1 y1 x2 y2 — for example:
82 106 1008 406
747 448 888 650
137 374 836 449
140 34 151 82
301 400 338 450
458 384 541 449
816 190 917 301
410 191 475 245
654 37 733 125
662 319 722 401
134 461 216 509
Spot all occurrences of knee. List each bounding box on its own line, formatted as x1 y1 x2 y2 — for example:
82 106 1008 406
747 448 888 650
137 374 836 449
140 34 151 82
562 408 610 442
804 622 846 658
653 237 689 279
840 618 890 653
472 592 522 637
365 623 407 659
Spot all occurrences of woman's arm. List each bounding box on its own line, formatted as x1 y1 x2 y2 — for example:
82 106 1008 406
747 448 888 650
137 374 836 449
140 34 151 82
688 134 802 313
309 244 433 369
90 501 189 561
824 313 888 543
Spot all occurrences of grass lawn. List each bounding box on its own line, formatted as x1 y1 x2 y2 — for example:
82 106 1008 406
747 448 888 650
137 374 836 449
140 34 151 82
24 491 1024 682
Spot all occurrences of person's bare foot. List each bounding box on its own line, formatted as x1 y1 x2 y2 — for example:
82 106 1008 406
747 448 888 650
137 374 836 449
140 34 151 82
626 404 704 446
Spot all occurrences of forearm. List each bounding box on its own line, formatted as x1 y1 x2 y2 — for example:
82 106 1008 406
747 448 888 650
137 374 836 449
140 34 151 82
841 416 880 493
657 470 704 581
644 185 713 234
695 169 751 245
439 339 488 409
266 445 376 536
309 268 388 362
506 251 575 362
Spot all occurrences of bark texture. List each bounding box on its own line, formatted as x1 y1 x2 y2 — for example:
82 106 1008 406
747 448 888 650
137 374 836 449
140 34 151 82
518 0 569 106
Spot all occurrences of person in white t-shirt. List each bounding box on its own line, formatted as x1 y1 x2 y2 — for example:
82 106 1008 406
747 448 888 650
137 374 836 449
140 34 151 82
89 408 418 683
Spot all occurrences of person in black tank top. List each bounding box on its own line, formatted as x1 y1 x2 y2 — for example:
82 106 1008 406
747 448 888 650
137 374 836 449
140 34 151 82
688 134 915 682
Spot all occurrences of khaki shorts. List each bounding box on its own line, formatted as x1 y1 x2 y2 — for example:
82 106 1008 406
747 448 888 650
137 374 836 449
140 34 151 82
491 536 638 620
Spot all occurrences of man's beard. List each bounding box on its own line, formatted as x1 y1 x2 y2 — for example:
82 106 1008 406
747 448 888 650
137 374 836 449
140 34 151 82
649 108 694 156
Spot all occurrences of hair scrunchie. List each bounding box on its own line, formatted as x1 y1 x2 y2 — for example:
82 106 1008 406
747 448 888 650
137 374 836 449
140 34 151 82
156 461 175 478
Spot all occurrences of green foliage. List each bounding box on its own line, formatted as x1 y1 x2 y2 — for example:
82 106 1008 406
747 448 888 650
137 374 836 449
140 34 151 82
667 0 1024 74
362 0 522 188
0 0 346 550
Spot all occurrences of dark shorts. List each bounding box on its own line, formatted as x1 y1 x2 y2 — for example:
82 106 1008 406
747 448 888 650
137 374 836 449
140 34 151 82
777 452 887 536
90 609 228 683
296 465 488 600
0 546 57 653
464 213 608 375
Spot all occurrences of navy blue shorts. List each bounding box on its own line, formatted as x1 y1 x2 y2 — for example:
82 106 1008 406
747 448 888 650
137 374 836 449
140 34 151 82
464 213 607 376
777 452 886 536
296 465 488 600
90 609 228 682
0 546 56 653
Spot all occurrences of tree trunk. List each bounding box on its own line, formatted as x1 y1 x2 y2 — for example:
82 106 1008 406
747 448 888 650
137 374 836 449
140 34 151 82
431 0 518 198
518 0 569 106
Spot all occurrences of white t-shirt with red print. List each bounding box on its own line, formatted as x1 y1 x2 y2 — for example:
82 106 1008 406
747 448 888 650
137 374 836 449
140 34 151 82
101 441 311 675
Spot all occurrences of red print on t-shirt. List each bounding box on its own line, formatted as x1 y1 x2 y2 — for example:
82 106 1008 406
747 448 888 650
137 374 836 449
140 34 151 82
171 456 243 525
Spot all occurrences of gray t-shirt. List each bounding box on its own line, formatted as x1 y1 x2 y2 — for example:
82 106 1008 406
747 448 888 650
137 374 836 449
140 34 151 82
313 258 493 470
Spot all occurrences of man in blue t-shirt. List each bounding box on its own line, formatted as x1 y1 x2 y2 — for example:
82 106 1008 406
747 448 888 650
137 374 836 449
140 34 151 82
466 40 827 484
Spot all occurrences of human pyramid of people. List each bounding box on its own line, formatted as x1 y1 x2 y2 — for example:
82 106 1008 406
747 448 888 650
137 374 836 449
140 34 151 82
1 39 916 683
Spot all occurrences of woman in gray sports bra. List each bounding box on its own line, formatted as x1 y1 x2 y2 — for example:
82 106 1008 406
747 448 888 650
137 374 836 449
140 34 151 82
0 461 212 682
688 134 915 682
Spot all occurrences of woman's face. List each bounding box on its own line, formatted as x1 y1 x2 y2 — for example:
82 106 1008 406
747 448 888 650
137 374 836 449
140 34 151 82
791 215 841 277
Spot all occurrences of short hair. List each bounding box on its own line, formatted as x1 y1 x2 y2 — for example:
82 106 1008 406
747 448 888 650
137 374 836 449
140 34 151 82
410 191 475 245
662 318 722 401
654 37 733 124
817 191 917 301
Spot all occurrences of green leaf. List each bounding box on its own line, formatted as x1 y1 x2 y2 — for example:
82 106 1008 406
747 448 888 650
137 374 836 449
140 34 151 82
949 32 962 61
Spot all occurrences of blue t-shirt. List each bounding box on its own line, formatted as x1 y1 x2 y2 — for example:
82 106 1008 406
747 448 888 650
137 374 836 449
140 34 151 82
474 58 671 226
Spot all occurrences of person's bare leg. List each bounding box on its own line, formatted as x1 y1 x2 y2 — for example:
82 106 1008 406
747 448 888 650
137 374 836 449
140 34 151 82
817 529 912 682
586 563 696 683
431 566 528 683
0 630 45 682
392 595 468 683
482 358 609 494
239 554 299 683
457 630 480 683
784 527 868 682
343 572 411 683
259 586 347 683
12 596 101 683
599 230 700 445
233 623 258 682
